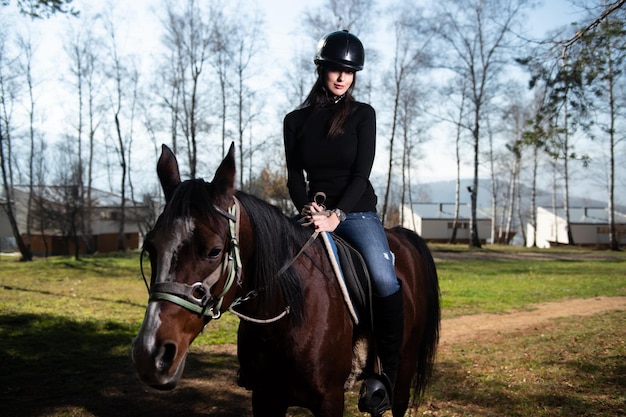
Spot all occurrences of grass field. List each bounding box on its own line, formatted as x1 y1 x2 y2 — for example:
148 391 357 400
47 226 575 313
438 257 626 317
1 246 625 416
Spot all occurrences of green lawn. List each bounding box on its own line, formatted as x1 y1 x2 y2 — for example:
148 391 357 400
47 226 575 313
2 248 625 343
438 258 626 317
1 246 625 416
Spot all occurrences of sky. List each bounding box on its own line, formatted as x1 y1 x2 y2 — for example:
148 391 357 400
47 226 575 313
2 0 619 205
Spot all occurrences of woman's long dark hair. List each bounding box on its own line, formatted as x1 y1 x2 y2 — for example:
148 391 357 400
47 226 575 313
299 64 357 138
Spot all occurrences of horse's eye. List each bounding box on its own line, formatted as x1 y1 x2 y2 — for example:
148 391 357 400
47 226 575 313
205 247 222 260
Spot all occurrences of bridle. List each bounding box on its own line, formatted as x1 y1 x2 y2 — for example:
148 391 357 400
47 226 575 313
141 199 243 321
140 197 294 324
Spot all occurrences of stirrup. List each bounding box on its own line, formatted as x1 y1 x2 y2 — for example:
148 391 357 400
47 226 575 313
358 373 393 415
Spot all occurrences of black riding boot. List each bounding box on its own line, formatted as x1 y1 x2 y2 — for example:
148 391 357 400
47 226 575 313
359 288 404 415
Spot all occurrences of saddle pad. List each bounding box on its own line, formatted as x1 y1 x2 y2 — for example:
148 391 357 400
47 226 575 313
321 232 372 325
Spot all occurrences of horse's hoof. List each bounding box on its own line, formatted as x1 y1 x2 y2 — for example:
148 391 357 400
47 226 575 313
236 368 252 390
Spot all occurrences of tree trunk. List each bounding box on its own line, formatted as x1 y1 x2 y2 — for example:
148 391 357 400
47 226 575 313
504 150 520 244
516 166 526 246
607 50 619 251
562 103 574 245
0 133 32 261
115 113 127 251
529 143 538 247
469 111 481 248
382 79 401 225
450 80 466 244
488 121 498 245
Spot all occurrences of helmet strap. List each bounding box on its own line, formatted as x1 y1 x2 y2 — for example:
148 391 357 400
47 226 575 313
321 86 346 105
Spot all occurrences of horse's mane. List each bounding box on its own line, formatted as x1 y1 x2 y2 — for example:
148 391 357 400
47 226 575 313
235 191 308 324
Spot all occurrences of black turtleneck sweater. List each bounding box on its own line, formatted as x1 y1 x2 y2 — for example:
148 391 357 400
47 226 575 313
283 101 378 213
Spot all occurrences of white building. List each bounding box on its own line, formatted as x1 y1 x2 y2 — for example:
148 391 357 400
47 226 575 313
528 206 626 248
401 202 492 244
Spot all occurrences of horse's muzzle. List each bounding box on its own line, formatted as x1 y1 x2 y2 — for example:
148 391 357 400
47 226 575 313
132 337 187 390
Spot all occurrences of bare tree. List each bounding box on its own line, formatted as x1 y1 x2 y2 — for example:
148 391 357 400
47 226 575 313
29 124 47 255
231 6 264 190
101 12 140 251
159 0 216 179
447 77 468 244
64 20 103 253
210 8 232 159
521 87 550 247
0 27 32 260
15 31 37 247
485 115 506 244
153 46 183 155
84 33 101 251
43 139 84 258
500 85 531 244
515 161 527 245
302 0 376 35
432 0 534 248
381 4 431 224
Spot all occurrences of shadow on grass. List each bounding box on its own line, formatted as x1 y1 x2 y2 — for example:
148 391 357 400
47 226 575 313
4 312 624 417
0 313 251 417
54 257 140 277
1 284 146 309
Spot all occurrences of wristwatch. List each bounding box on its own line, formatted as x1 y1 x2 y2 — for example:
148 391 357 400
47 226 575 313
332 208 347 222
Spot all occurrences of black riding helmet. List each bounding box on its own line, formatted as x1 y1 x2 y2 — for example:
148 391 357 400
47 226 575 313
314 30 364 71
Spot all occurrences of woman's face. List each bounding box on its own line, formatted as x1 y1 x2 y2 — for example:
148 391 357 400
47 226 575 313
324 67 354 97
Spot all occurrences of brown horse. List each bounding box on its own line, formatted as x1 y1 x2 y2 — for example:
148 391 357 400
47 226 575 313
132 144 440 417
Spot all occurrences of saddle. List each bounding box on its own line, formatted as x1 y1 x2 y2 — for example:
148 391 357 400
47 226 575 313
321 232 372 326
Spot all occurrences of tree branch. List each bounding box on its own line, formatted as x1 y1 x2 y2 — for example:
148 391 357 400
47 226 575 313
562 0 626 57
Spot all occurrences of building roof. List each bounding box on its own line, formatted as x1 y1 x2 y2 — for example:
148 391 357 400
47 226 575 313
11 185 145 208
540 206 626 224
409 202 491 220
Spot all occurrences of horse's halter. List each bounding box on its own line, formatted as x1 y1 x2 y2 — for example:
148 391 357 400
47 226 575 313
140 198 242 321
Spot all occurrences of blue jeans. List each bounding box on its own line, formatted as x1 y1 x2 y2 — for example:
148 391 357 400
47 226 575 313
335 211 400 297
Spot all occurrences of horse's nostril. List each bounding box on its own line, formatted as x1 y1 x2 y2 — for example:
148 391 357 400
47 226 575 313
156 342 177 372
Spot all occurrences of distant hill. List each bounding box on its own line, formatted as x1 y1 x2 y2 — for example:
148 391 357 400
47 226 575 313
415 179 615 211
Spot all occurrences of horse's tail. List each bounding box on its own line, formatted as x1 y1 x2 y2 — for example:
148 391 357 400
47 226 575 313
392 226 441 407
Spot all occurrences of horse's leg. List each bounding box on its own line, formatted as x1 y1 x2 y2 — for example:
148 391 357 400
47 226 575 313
391 374 411 417
251 389 288 417
310 388 345 417
386 227 441 417
391 343 418 416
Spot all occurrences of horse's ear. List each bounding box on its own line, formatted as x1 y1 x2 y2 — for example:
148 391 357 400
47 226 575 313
211 142 236 199
157 144 181 202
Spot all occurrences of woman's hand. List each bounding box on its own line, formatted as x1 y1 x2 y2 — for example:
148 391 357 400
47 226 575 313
304 202 340 232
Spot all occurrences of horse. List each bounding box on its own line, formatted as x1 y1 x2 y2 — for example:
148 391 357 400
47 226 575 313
132 143 440 417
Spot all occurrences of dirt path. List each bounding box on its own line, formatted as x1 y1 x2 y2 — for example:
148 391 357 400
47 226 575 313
187 297 626 416
439 296 626 346
9 297 623 417
202 297 626 355
207 297 626 354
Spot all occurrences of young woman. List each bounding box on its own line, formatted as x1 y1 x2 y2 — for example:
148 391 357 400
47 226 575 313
283 30 403 415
